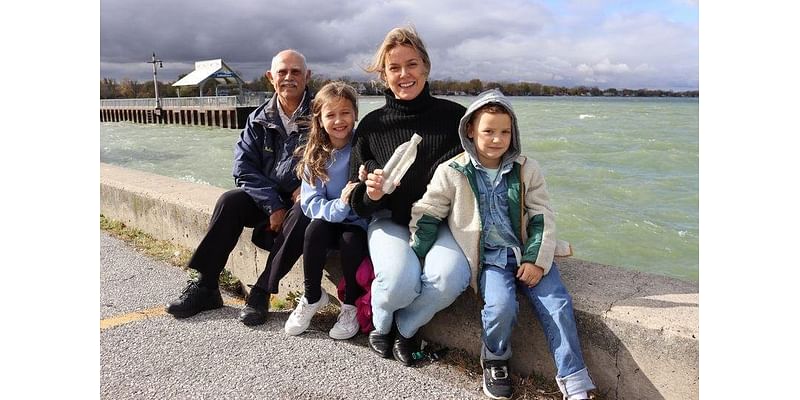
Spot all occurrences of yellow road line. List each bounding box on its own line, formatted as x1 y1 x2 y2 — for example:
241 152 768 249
100 306 167 330
100 299 245 330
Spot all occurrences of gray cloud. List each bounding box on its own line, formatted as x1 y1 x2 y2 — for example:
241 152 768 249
100 0 698 90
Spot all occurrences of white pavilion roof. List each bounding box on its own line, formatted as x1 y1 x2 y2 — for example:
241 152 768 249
172 59 244 87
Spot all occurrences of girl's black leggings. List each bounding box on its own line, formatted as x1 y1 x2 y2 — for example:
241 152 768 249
302 219 368 305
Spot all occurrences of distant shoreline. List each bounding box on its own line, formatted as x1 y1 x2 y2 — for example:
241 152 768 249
100 76 699 100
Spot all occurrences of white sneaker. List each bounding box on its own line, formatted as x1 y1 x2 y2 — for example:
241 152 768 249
329 304 359 340
284 290 329 336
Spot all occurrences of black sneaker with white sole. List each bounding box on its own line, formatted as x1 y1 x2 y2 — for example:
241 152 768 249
481 359 512 400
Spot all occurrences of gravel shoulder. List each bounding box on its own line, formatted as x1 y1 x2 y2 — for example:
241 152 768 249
100 232 488 400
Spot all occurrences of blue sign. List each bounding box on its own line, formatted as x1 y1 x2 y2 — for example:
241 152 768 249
214 71 235 78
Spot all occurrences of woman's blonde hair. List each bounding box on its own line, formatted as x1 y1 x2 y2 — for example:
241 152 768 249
365 26 431 82
295 81 359 185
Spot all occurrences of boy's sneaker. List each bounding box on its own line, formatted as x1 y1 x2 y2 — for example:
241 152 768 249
481 359 513 400
165 281 223 318
329 304 359 339
284 290 329 336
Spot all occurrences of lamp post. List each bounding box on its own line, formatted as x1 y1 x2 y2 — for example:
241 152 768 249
147 52 163 115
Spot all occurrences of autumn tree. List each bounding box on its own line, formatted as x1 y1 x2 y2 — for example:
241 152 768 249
467 79 483 94
100 78 118 99
118 79 142 98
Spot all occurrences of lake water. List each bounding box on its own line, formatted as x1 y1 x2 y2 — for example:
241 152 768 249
100 96 698 282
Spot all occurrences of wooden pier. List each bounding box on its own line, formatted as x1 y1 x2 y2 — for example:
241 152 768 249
100 94 269 130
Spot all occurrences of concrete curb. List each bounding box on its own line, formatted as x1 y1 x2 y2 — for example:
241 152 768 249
100 163 698 399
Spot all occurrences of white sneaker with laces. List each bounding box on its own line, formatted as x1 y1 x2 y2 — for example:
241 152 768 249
284 290 329 336
329 304 359 340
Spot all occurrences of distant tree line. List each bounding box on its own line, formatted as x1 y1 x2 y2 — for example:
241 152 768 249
100 75 698 99
100 74 276 99
428 79 698 98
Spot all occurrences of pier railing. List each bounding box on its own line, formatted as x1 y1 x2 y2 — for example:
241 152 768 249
100 93 268 109
100 98 157 108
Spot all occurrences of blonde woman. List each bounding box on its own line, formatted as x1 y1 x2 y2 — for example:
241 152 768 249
348 27 469 366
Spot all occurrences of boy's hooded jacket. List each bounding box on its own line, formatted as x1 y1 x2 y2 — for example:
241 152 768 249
408 89 560 293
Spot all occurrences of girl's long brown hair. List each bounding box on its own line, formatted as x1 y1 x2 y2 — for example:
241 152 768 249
295 81 359 185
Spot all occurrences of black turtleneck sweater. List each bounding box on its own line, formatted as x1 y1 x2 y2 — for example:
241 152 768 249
348 82 466 226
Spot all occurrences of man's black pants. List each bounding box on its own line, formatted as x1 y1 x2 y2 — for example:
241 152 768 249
187 188 310 293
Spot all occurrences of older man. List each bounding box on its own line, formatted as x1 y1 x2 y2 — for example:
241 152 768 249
166 49 313 326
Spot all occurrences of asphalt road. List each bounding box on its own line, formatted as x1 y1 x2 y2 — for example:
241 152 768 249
100 232 488 400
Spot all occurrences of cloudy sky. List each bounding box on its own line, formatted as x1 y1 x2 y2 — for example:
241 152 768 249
100 0 698 91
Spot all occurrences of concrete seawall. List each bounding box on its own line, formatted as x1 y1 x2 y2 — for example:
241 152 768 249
100 163 698 400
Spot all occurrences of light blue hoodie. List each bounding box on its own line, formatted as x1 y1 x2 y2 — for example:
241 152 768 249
300 136 368 231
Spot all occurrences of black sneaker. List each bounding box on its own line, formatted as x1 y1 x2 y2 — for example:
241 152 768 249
482 359 512 400
238 287 269 326
165 281 223 318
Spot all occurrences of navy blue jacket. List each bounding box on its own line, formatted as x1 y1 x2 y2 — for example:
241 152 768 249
232 90 312 215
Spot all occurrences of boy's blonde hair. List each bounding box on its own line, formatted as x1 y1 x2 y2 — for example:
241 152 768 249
365 26 431 82
295 81 359 185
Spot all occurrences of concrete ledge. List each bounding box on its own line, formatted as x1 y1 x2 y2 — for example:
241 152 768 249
100 163 698 399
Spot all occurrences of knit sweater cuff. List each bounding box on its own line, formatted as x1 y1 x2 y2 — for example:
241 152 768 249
364 159 381 174
350 182 384 217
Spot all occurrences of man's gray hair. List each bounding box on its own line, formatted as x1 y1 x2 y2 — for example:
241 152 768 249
271 49 307 72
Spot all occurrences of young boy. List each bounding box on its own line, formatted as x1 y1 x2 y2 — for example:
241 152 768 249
409 89 595 400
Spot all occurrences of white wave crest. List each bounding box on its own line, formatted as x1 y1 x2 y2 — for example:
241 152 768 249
179 175 211 186
579 114 596 119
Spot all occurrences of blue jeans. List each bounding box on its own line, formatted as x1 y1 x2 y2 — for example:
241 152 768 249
367 213 470 338
479 255 595 396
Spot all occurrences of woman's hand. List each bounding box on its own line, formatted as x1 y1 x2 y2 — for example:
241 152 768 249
340 181 358 203
366 169 387 201
517 262 544 287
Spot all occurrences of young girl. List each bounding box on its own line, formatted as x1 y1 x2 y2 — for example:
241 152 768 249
284 81 369 340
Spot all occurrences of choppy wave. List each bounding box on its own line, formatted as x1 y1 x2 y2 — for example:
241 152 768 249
100 97 699 282
179 175 211 186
